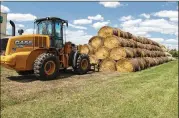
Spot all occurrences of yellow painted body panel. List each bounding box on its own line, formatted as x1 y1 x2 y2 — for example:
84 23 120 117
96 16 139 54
0 34 50 71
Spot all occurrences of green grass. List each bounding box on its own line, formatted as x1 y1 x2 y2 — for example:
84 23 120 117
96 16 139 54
1 60 178 118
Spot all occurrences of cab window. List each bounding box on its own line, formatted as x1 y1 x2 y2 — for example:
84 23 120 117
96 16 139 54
37 20 52 35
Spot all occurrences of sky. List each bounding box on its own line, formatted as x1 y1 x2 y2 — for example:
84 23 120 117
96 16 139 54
1 1 178 49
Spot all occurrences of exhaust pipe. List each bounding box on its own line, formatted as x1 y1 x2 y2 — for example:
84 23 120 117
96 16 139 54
10 20 15 36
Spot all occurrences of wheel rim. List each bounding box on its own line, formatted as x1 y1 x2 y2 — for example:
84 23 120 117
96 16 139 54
81 59 88 70
44 61 56 75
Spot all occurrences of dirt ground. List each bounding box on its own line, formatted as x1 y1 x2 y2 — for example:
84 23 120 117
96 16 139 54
1 67 121 103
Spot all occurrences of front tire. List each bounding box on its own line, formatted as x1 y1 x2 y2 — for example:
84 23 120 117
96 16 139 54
74 54 90 74
34 53 58 80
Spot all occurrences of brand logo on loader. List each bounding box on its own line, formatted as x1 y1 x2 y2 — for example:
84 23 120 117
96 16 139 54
15 40 32 48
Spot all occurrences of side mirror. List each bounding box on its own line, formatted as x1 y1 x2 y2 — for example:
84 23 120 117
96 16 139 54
18 29 24 35
65 20 68 27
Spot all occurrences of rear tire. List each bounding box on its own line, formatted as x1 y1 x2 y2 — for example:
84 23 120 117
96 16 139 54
34 53 58 80
74 54 90 74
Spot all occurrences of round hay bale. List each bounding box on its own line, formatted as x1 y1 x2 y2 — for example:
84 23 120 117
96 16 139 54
143 57 151 67
136 42 144 48
98 26 120 38
148 58 154 66
104 36 120 49
116 58 141 72
164 52 172 57
136 48 145 57
128 39 137 48
127 32 132 39
119 30 124 37
109 47 126 60
133 48 138 57
117 29 122 37
104 36 128 49
100 58 116 72
157 57 163 64
124 47 135 58
143 38 149 44
151 51 156 57
132 35 138 41
140 37 145 44
153 58 159 65
109 47 134 60
137 36 144 43
137 58 145 70
142 44 147 49
143 49 149 57
148 45 153 50
88 36 104 50
147 50 152 57
161 52 166 57
147 39 153 45
98 26 113 38
122 31 128 38
144 44 149 50
118 37 129 47
95 46 109 59
161 45 167 52
80 44 94 54
89 55 98 64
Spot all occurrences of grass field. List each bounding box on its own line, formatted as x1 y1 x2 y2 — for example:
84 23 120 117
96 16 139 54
1 60 178 118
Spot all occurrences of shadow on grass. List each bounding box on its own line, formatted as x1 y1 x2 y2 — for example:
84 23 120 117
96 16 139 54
7 69 76 83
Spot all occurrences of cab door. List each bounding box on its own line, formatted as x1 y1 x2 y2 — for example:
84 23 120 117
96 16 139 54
53 21 63 49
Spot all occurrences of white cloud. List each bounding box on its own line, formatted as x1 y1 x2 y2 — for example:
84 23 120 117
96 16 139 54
73 19 92 25
92 21 110 30
175 32 178 37
150 38 164 43
120 19 142 27
165 39 178 44
140 19 177 35
69 23 87 30
163 38 178 50
170 17 178 22
140 13 150 19
66 30 92 44
153 10 178 22
154 10 177 18
23 29 36 34
120 15 133 21
7 13 37 22
99 2 121 8
121 18 178 37
88 14 104 21
1 5 10 13
113 24 118 27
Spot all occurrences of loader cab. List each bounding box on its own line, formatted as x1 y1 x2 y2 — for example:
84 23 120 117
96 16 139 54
35 17 68 49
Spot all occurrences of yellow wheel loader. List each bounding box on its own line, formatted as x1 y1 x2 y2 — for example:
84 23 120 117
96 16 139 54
0 17 92 80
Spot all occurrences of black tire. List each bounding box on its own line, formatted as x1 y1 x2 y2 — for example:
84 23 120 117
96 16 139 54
74 54 90 74
16 70 34 76
70 51 80 70
33 53 58 80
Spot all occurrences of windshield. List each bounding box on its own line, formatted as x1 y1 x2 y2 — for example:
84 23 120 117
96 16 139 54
36 20 52 35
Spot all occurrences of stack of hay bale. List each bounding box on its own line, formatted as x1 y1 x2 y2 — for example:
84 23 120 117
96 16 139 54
79 26 174 72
